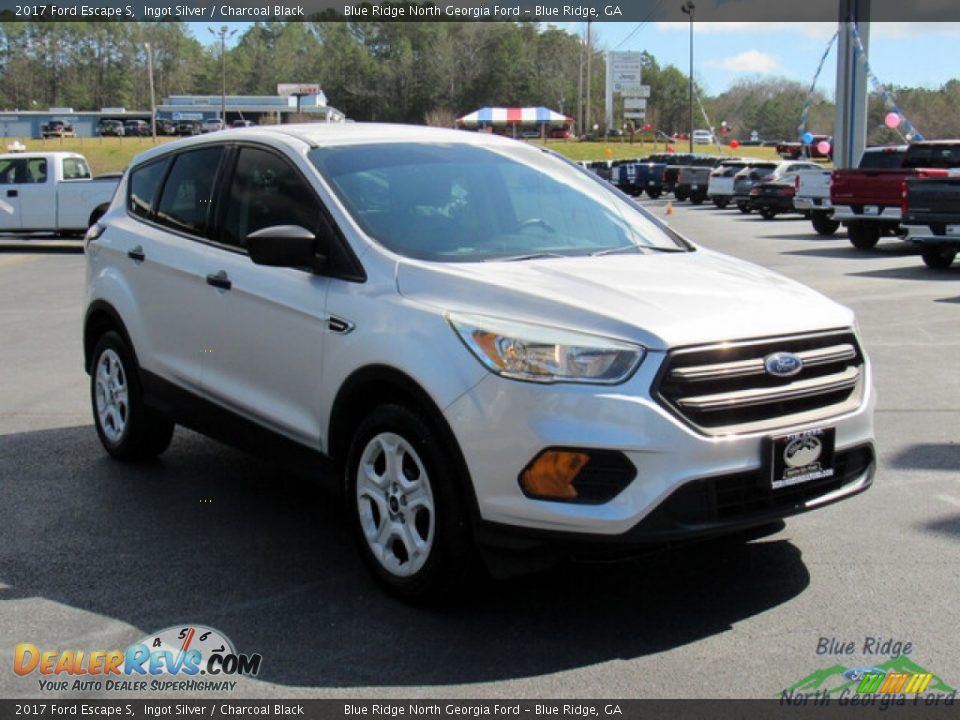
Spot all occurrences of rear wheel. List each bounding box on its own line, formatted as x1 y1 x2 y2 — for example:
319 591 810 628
689 192 705 205
737 201 752 214
847 222 880 250
347 404 471 602
646 188 662 199
713 198 729 209
760 208 777 220
90 331 174 461
675 188 689 201
811 212 840 236
921 245 957 269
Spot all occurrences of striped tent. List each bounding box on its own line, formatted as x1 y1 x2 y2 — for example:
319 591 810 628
456 106 572 128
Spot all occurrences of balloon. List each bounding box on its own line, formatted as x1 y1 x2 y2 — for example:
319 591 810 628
667 145 675 153
605 148 613 157
644 123 652 131
802 132 814 144
884 112 901 129
817 140 831 155
721 120 727 127
729 139 740 149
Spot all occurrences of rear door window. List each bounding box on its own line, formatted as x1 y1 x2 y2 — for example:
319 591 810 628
155 147 224 236
62 157 90 180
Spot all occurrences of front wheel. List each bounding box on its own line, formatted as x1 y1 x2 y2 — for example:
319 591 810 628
811 212 840 236
921 245 957 269
347 404 471 601
90 331 174 461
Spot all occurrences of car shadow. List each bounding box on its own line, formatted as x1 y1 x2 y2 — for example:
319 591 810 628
935 296 960 304
784 245 920 260
0 238 84 254
848 265 958 281
889 443 960 472
0 424 811 689
920 514 960 540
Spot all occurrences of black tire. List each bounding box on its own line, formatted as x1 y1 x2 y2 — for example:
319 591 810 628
90 331 174 461
921 245 957 270
646 189 662 199
675 189 689 201
713 198 729 209
811 212 840 236
346 404 472 602
847 222 880 250
760 208 777 220
737 201 751 214
689 193 705 205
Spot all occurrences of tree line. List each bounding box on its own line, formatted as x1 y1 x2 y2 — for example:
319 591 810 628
1 21 957 143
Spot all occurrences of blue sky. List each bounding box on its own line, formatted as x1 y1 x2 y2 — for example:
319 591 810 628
189 21 960 97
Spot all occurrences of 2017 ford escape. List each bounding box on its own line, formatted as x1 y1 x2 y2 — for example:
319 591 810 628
84 125 876 599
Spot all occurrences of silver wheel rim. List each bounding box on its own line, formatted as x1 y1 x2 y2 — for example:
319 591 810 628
356 432 435 578
94 348 129 444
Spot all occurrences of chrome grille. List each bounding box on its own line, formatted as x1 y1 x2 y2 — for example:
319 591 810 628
655 331 865 436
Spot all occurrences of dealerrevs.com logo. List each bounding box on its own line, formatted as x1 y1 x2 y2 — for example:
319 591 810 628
14 625 262 693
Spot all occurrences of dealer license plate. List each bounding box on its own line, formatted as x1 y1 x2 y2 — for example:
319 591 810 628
863 205 879 215
691 184 699 191
946 225 960 236
769 428 836 490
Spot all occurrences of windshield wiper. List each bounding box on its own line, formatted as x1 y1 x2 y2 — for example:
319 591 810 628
488 252 568 262
591 244 686 256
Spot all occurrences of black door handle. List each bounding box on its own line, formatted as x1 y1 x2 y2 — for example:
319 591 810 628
206 270 232 290
6 189 17 198
127 246 145 262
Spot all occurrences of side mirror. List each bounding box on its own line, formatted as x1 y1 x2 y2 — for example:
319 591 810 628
246 225 324 272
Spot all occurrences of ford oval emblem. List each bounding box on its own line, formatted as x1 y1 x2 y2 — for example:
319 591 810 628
765 352 804 378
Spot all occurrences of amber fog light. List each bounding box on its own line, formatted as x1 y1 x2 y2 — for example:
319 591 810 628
520 449 636 504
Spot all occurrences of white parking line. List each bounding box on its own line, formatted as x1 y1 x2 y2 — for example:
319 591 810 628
936 494 960 509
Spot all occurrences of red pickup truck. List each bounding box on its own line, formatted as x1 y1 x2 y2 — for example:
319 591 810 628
831 140 960 249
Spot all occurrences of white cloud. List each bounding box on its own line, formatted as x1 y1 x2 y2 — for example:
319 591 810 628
655 22 835 39
705 50 780 73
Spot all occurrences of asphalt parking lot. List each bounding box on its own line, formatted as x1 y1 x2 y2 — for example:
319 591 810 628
1 203 958 700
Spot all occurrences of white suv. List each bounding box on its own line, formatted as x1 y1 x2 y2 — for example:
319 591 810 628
84 124 876 599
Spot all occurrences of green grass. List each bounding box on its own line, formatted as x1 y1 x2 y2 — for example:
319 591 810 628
535 140 784 163
5 136 177 175
4 135 789 175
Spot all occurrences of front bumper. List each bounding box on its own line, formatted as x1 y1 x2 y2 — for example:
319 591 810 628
443 352 875 540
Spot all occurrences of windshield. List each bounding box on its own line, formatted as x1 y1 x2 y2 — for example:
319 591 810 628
309 142 687 262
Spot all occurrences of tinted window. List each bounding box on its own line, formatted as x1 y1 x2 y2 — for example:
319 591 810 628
311 142 685 262
859 150 905 169
220 147 321 250
0 159 20 185
902 144 960 169
128 157 170 220
155 147 223 235
0 158 46 184
62 157 90 180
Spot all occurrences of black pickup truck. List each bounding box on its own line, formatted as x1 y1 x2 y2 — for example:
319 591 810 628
902 175 960 269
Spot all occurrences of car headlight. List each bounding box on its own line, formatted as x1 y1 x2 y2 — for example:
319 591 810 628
448 313 644 385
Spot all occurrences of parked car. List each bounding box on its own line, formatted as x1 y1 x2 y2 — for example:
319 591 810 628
732 161 821 214
749 163 828 219
202 119 226 133
692 129 714 145
707 159 756 208
40 120 76 139
176 120 202 136
124 120 151 137
231 119 257 129
83 124 875 600
831 140 960 249
548 128 571 140
675 157 723 204
157 119 178 136
0 151 118 234
901 175 960 269
795 146 907 237
99 120 125 137
633 158 667 198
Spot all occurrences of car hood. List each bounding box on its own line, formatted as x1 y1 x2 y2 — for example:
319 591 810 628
395 249 853 351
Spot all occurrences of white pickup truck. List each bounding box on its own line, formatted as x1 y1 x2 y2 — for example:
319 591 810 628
0 152 120 235
793 168 836 235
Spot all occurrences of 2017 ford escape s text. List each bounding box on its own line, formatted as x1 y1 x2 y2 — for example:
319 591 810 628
83 125 876 599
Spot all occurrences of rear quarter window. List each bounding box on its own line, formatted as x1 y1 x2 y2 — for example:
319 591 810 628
154 147 224 235
128 157 170 220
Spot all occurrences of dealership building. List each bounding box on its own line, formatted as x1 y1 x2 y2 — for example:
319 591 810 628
0 85 344 139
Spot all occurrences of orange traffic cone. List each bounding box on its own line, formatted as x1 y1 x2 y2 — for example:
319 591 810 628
665 201 673 216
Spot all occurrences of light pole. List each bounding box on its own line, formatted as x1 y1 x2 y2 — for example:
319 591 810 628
144 42 156 140
208 26 236 126
681 1 695 153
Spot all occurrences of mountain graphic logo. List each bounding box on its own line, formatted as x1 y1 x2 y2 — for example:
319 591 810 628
782 655 956 696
